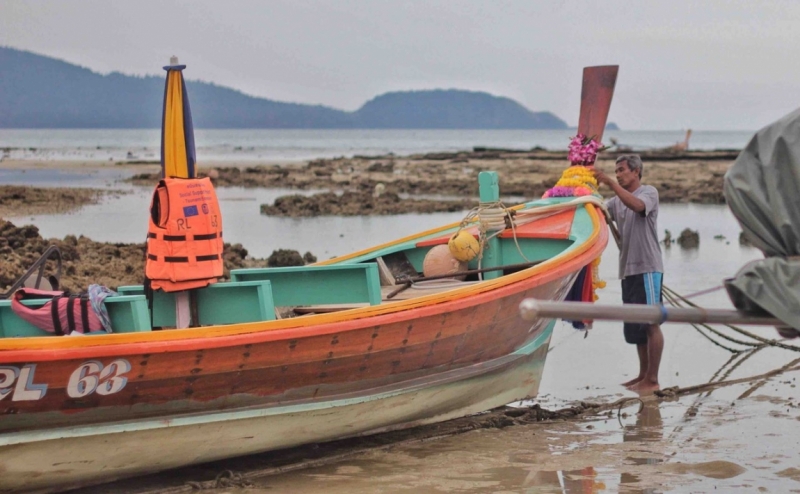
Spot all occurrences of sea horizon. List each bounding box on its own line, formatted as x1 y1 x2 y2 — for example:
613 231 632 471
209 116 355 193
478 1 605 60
0 128 752 164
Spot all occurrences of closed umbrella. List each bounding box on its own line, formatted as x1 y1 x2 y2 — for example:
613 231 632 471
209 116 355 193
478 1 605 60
157 57 200 328
161 56 196 179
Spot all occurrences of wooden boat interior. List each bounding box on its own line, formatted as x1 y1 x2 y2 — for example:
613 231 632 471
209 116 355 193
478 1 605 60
0 199 590 337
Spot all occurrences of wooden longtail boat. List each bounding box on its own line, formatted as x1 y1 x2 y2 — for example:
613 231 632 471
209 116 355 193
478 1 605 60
0 188 608 492
0 63 617 492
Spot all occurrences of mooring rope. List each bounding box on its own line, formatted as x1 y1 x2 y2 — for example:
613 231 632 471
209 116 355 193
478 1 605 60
453 195 611 277
598 212 795 354
679 284 726 300
662 288 761 353
663 285 800 352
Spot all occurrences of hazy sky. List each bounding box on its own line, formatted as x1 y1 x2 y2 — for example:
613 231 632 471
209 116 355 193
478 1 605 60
2 0 799 130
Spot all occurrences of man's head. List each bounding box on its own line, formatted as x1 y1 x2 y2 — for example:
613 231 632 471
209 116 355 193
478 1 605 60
614 154 643 191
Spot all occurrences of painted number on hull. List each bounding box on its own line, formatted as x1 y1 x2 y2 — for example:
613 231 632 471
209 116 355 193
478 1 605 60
0 359 131 401
0 365 47 401
67 359 132 398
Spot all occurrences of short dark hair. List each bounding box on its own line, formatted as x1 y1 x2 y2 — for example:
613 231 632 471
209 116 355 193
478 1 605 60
616 154 643 179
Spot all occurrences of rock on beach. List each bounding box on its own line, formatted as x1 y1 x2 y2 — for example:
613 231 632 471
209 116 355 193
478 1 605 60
1 149 735 289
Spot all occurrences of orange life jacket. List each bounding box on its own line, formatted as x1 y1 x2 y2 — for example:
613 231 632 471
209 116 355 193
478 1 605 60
145 177 224 292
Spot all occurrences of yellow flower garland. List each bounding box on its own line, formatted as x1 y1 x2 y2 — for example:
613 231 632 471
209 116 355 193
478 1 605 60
590 256 606 301
553 167 598 189
544 166 606 307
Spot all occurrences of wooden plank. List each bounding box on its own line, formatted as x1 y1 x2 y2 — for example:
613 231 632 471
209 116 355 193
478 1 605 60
379 251 419 281
375 257 397 286
380 282 466 301
0 295 152 337
293 303 370 314
195 281 275 325
231 263 382 307
499 209 575 240
117 282 276 327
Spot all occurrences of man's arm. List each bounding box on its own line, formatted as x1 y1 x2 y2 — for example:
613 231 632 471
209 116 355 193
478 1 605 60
594 169 646 214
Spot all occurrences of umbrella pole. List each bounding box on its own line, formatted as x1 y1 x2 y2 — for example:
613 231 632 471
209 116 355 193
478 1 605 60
162 56 198 328
175 291 192 328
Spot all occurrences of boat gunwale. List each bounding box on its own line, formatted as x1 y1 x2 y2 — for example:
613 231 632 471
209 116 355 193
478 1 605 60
0 202 607 359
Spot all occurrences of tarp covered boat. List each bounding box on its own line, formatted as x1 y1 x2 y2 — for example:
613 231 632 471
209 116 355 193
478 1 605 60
723 107 800 333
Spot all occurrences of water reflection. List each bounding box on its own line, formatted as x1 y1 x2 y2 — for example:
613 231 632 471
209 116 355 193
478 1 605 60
522 401 663 494
524 467 606 493
620 400 663 493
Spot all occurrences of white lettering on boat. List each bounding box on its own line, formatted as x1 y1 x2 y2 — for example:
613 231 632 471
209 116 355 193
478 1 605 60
0 364 47 401
67 359 131 398
0 359 131 402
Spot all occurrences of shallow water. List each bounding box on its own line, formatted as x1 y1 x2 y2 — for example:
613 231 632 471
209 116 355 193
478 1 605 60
0 168 758 263
0 129 753 163
10 168 800 493
236 380 800 492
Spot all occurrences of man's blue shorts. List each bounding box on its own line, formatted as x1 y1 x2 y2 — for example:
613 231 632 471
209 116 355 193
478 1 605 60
621 272 663 345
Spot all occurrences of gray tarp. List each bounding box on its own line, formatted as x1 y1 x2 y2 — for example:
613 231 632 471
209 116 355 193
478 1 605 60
723 107 800 330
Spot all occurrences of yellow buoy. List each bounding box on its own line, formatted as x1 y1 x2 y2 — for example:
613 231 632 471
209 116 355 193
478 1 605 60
448 230 480 262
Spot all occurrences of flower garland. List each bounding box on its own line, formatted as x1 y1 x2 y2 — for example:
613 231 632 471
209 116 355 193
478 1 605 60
590 256 606 301
540 133 608 314
568 133 601 166
542 165 599 198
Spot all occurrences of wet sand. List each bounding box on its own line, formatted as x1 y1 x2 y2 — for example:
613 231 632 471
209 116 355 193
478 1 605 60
72 336 800 494
8 150 796 493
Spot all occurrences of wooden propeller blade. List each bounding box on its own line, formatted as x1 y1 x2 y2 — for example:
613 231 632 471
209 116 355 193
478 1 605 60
577 65 619 144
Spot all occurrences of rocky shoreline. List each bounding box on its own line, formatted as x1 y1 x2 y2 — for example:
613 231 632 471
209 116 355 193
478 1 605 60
124 150 733 211
0 149 737 292
0 185 116 217
0 219 273 294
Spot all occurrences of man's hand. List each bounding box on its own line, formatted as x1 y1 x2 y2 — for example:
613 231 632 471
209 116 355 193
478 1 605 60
593 168 614 187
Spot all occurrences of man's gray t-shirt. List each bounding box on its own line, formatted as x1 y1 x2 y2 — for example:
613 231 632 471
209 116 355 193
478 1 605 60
606 185 664 279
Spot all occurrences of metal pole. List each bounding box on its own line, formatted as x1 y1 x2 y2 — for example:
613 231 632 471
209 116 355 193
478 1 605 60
519 299 786 327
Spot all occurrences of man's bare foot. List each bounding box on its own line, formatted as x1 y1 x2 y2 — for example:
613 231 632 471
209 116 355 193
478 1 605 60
621 376 643 388
628 379 660 394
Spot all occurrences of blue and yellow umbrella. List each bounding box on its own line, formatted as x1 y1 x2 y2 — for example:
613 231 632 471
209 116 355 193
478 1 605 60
160 57 196 179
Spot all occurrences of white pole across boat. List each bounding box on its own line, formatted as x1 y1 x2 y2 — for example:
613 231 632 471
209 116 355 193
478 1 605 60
518 299 787 327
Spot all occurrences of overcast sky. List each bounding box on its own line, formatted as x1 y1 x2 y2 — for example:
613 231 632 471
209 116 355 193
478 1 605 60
2 0 799 130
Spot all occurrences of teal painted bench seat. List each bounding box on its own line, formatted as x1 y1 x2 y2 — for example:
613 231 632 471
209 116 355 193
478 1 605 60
230 263 382 307
0 295 152 338
117 280 275 328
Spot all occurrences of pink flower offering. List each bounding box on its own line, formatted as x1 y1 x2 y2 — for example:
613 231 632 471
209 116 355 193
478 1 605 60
568 134 602 166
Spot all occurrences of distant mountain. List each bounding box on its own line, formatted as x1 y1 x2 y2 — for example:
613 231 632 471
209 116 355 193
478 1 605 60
353 90 565 129
0 47 568 130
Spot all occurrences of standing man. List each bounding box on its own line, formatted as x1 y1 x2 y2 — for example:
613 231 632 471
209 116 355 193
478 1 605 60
594 154 664 393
